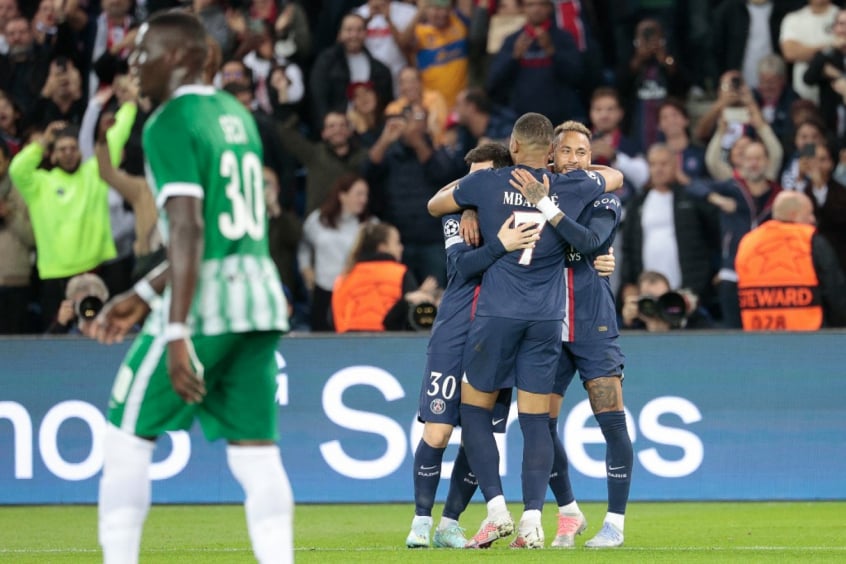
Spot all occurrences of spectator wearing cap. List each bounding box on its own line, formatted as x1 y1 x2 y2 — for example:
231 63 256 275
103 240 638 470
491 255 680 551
309 12 393 131
46 272 109 334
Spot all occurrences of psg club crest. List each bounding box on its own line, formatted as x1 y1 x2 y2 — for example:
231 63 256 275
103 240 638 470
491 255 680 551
430 398 446 414
443 218 460 238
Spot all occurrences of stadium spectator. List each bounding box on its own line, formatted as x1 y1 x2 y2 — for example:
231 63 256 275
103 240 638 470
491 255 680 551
711 0 786 89
400 0 471 108
656 99 707 183
779 0 838 104
708 140 781 327
269 0 313 64
192 0 236 60
8 105 134 328
275 111 368 216
0 89 22 154
736 190 846 329
354 0 418 95
264 166 302 296
0 138 34 334
803 9 846 143
299 173 374 332
309 13 392 131
346 80 385 147
780 118 826 192
621 143 721 313
620 270 715 331
364 107 456 287
617 17 688 153
332 222 439 333
589 87 649 195
46 272 109 334
0 0 19 55
384 66 449 147
801 142 846 271
487 0 584 126
703 91 784 182
88 0 135 98
753 54 796 146
28 57 86 128
0 15 51 118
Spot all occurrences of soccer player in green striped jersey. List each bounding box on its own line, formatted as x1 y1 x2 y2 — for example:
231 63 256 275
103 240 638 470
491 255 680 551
88 12 293 564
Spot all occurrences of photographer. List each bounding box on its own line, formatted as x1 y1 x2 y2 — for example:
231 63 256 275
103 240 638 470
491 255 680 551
621 271 714 331
47 272 109 334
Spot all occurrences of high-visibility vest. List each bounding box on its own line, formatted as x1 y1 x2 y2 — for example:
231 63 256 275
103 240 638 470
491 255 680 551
736 220 822 331
332 261 407 333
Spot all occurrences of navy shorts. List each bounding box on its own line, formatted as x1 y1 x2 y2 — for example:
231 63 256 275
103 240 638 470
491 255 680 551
418 353 462 426
553 337 625 396
462 316 561 394
418 353 513 434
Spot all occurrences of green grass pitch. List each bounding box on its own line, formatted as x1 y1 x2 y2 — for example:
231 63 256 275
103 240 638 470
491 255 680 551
1 502 844 562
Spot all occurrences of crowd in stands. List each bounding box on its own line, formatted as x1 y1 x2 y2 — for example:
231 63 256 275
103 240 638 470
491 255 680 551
1 0 846 335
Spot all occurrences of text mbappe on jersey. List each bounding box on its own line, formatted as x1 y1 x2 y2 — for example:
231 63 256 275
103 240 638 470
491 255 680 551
503 192 560 207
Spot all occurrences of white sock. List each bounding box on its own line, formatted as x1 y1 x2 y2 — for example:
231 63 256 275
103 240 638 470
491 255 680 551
486 495 507 517
559 501 581 515
227 445 294 564
98 424 155 564
519 509 542 531
412 515 432 526
437 517 458 530
605 512 625 531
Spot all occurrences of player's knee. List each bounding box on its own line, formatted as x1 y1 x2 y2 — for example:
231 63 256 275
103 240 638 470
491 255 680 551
422 423 453 448
586 375 624 414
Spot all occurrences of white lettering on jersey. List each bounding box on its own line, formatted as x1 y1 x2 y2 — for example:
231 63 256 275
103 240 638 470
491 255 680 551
218 115 248 144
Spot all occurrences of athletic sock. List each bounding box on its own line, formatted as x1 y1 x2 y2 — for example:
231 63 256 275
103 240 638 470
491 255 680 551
547 417 575 507
441 444 477 521
98 424 154 564
595 410 633 516
412 440 446 517
519 508 542 534
559 500 581 515
605 511 625 532
518 412 553 511
459 404 502 501
226 444 294 564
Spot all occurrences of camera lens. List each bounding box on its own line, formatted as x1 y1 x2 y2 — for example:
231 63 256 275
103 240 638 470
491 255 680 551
637 296 660 318
409 302 437 331
75 296 104 320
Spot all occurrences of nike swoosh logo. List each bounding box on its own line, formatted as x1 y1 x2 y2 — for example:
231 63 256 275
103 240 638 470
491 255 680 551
608 465 626 471
420 465 438 470
491 418 505 426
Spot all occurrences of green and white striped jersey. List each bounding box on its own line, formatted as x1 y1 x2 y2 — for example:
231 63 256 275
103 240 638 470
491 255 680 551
142 85 288 336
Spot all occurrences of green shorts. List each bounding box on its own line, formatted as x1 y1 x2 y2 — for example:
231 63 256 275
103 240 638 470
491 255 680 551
107 330 282 441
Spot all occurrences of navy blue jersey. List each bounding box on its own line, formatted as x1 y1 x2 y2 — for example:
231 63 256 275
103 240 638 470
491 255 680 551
453 166 606 320
427 213 508 357
554 192 623 341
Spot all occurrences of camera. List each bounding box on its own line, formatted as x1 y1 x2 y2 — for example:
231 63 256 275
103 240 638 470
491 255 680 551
637 291 690 327
409 302 438 331
75 296 104 321
729 76 742 91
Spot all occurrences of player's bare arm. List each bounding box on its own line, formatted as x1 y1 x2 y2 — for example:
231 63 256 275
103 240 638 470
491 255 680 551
588 164 624 191
428 184 462 217
165 195 206 404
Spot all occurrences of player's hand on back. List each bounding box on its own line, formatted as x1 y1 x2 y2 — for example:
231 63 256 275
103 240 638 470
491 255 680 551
509 168 550 205
497 215 539 252
167 339 206 404
593 247 615 277
459 209 480 246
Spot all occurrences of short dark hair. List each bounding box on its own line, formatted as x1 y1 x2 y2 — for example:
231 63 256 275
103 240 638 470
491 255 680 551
462 87 492 114
464 142 512 168
55 125 80 144
658 97 689 120
512 112 553 150
591 87 622 107
147 10 208 60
